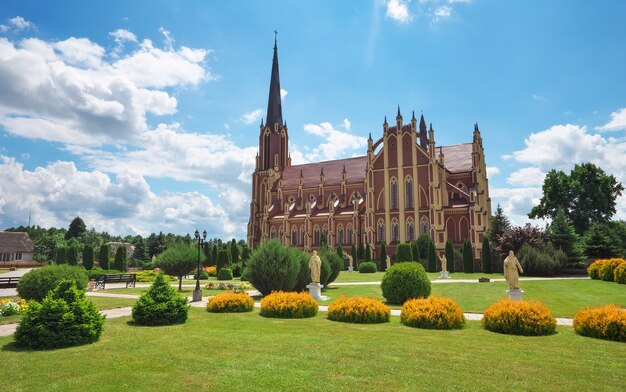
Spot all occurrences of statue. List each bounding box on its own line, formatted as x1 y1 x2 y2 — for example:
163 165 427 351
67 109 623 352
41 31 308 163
347 254 353 268
309 250 321 284
439 253 447 272
503 250 523 290
87 279 96 292
386 255 391 269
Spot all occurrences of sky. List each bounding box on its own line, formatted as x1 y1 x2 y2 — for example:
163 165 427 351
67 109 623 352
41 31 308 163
0 0 625 240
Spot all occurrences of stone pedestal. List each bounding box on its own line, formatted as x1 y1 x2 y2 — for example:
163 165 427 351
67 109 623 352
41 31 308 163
306 283 323 300
439 271 449 279
192 288 203 302
348 266 354 272
506 289 525 302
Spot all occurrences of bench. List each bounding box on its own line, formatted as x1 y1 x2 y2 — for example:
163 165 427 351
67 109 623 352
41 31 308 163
95 274 137 290
0 276 20 289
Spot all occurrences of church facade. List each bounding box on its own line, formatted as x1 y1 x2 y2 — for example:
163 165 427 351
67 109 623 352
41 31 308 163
247 40 491 259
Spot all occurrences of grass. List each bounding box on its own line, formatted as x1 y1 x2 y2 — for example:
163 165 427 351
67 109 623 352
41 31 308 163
103 286 241 298
323 279 626 317
334 270 505 282
1 308 624 391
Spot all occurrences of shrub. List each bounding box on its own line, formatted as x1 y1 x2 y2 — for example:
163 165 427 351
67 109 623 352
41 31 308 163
98 244 110 269
67 245 79 266
462 239 473 273
82 245 94 270
194 270 210 280
320 249 343 286
17 265 89 302
135 269 176 283
415 235 430 262
319 254 332 286
56 245 67 265
217 249 232 272
381 262 431 305
517 243 564 276
395 243 413 263
260 291 318 319
445 240 455 273
292 248 310 292
0 299 27 316
615 262 626 284
358 261 377 273
86 268 122 280
379 242 388 272
230 262 243 278
247 240 300 296
327 296 390 324
132 273 189 326
482 299 556 336
401 297 465 330
217 267 233 281
204 266 217 276
113 246 128 272
573 305 626 342
427 240 437 272
599 258 625 282
587 259 606 280
15 279 105 349
207 292 254 313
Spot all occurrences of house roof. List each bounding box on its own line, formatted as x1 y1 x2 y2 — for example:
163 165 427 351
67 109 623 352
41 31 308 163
0 232 35 253
281 156 368 188
441 143 473 173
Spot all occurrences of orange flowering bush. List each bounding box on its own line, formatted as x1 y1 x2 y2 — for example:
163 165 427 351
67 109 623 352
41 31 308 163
327 296 390 324
400 296 465 330
482 299 556 336
207 292 254 313
203 266 217 277
260 291 318 319
587 259 606 280
614 262 626 284
574 305 626 342
599 259 626 282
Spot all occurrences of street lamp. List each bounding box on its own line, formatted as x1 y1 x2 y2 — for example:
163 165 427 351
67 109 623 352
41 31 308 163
192 229 207 302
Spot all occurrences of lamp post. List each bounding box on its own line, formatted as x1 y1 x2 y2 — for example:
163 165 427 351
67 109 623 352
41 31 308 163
192 229 207 302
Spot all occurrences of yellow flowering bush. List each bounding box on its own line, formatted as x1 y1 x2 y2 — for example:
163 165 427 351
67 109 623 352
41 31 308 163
207 292 254 313
482 299 556 336
574 305 626 342
203 266 217 277
327 296 390 324
0 298 28 316
614 262 626 284
400 296 465 330
260 291 318 319
587 259 605 280
599 259 626 282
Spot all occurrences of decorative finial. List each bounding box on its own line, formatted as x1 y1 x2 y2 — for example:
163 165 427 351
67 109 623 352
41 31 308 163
412 110 416 120
274 30 278 45
300 169 303 178
384 115 387 125
342 165 346 173
397 105 401 118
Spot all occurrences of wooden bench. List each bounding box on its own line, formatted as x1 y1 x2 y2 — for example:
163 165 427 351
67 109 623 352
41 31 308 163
0 276 20 289
95 274 137 290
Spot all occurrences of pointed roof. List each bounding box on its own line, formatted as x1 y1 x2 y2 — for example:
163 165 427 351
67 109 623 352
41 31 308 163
419 113 427 131
397 105 402 118
265 37 283 128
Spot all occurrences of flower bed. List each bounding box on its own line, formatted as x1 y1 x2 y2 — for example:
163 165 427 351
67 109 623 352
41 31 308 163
327 296 390 324
0 298 28 316
260 291 318 319
482 299 556 336
205 282 252 293
400 296 465 330
207 292 254 313
574 304 626 342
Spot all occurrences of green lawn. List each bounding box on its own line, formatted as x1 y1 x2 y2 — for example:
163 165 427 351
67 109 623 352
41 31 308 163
323 279 626 317
1 308 624 391
334 270 505 282
103 286 240 298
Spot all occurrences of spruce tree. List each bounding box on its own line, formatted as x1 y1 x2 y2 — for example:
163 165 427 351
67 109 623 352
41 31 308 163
230 239 239 264
212 244 218 266
445 240 455 273
358 243 365 261
65 216 86 240
56 245 67 265
114 246 128 272
351 244 358 267
549 209 583 264
67 245 79 266
217 249 232 272
481 237 492 273
411 241 420 262
83 244 94 270
98 244 110 269
489 204 511 261
202 243 212 267
463 239 474 273
427 240 437 272
379 242 387 271
365 243 372 261
416 234 430 262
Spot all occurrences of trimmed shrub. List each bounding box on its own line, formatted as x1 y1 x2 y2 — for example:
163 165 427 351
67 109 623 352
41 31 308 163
327 296 390 324
82 245 94 270
395 243 413 263
427 240 437 272
230 262 243 278
411 242 420 262
379 242 388 272
481 237 492 273
587 259 605 280
358 261 377 273
599 258 625 282
615 262 626 284
134 270 176 283
217 249 232 272
482 299 556 336
445 240 455 273
193 270 210 280
56 245 67 265
156 243 200 291
381 262 431 305
17 265 89 302
132 273 189 326
114 246 127 272
207 292 254 313
247 240 300 296
318 254 332 286
415 235 430 262
321 249 343 287
15 279 105 349
260 291 318 319
204 266 217 277
86 268 122 280
401 296 465 330
217 267 234 281
574 305 626 342
462 239 473 273
98 244 110 269
67 246 79 266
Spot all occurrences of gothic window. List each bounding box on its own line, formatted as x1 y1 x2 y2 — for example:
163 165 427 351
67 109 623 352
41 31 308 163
278 228 283 244
405 176 414 209
421 216 429 235
313 225 320 245
346 224 353 245
390 177 398 210
291 227 298 246
337 225 344 245
391 218 399 243
270 227 277 239
406 218 415 242
377 219 385 243
300 226 305 246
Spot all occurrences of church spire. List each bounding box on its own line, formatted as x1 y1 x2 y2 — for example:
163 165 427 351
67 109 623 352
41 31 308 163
266 33 283 129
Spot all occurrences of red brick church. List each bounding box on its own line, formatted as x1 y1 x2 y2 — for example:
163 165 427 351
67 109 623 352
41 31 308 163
247 39 492 259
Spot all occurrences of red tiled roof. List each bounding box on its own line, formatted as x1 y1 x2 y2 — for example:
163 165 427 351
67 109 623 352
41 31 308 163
441 143 473 173
282 156 368 188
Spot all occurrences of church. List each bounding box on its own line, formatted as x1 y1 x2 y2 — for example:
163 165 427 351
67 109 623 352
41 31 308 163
247 39 492 260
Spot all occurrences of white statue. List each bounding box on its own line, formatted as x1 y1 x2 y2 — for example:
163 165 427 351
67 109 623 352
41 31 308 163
309 250 321 284
439 254 447 273
503 250 523 290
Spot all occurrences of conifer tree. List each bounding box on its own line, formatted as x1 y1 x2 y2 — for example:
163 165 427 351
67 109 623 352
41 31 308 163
365 243 372 261
445 240 455 273
463 239 474 273
212 244 218 266
481 237 492 273
549 209 583 263
358 243 365 261
114 246 128 272
230 239 239 264
351 244 358 267
56 245 67 265
98 244 110 269
67 245 79 266
411 241 420 262
427 240 437 272
82 244 94 270
379 242 387 271
65 216 86 240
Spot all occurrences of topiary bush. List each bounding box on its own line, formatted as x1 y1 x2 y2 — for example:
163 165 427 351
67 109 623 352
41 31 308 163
194 270 209 280
217 267 233 281
573 304 626 342
482 299 556 336
216 249 232 272
599 258 625 282
114 246 128 272
82 245 94 270
381 262 431 305
260 291 318 319
15 279 105 349
320 249 343 287
131 273 189 326
587 259 605 280
395 243 413 263
427 240 437 272
401 296 465 330
230 262 242 278
134 269 176 283
207 292 254 313
462 239 473 273
358 261 378 273
327 296 390 324
17 265 89 302
247 240 300 296
615 262 626 284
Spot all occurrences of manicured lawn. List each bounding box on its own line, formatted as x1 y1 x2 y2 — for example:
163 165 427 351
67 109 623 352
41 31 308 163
324 279 626 317
103 286 240 298
334 270 505 282
1 308 624 391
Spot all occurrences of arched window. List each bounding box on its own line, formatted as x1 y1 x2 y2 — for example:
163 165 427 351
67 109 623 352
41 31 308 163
291 227 298 246
390 177 398 210
421 216 429 235
405 176 413 209
300 226 305 247
313 225 321 245
337 225 344 245
270 227 277 239
278 228 283 244
346 224 353 245
377 219 385 243
391 218 399 243
406 218 415 242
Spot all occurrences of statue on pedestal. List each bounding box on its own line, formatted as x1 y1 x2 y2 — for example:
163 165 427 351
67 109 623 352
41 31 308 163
386 255 391 269
309 250 321 284
439 253 447 272
503 250 523 290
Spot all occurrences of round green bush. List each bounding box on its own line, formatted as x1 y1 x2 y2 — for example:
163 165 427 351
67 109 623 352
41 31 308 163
358 261 378 273
217 267 234 280
17 265 89 302
230 262 243 278
194 270 209 280
15 279 105 349
132 273 189 326
321 250 343 286
381 262 431 305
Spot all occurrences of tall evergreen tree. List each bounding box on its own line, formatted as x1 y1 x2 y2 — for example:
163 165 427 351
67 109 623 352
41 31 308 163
132 237 148 263
66 245 79 266
415 234 430 261
549 209 583 263
584 223 621 259
335 243 344 258
411 241 420 262
320 232 328 250
230 239 240 264
379 242 387 271
98 244 110 269
481 237 492 273
216 249 232 272
202 243 212 267
56 245 67 265
488 204 511 261
365 243 372 261
351 244 358 267
427 240 437 272
114 246 128 272
212 244 218 266
65 216 86 240
83 244 94 270
463 239 474 273
445 240 455 273
358 243 365 261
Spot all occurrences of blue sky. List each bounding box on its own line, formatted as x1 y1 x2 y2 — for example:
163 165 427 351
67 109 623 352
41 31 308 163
1 0 625 239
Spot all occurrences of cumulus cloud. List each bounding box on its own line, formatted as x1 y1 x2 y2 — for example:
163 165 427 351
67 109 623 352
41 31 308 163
507 167 546 187
109 28 137 57
386 0 412 24
8 16 35 31
291 120 367 164
596 107 626 132
489 187 544 227
432 6 452 21
486 166 499 178
242 109 264 124
280 88 288 100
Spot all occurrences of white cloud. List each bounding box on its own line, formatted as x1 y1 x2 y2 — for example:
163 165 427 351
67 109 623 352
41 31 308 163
0 25 8 33
532 94 547 101
489 187 544 227
343 118 351 131
507 167 546 187
432 6 452 22
159 27 174 50
448 0 471 3
109 29 137 57
386 0 412 24
486 166 499 177
291 120 367 164
595 107 626 132
242 109 264 124
8 16 35 31
280 88 288 100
